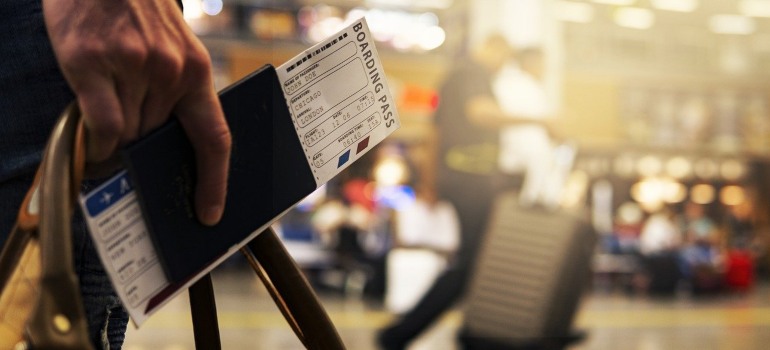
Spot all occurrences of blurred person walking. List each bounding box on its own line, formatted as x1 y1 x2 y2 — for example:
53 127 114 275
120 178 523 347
377 33 559 350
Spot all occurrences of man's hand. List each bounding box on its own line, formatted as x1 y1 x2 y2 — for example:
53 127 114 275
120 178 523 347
43 0 231 226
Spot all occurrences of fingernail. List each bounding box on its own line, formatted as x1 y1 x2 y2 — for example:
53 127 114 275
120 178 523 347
202 205 223 226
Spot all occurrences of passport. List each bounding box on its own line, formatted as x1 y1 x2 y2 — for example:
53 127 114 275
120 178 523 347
81 19 400 323
122 65 317 283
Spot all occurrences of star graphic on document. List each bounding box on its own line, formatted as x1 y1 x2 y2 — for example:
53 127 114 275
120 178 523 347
100 191 114 205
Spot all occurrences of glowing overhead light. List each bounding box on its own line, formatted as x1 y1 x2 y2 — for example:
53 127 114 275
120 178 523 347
720 186 746 206
417 26 446 51
651 0 698 12
614 7 655 29
637 155 663 177
374 157 409 186
593 0 635 5
555 1 595 23
341 8 445 52
630 177 686 212
613 154 636 177
182 0 204 20
720 159 747 181
739 0 770 18
693 158 718 179
307 17 345 43
631 180 661 212
201 0 223 16
665 182 688 204
709 14 756 35
665 157 692 179
418 12 440 26
617 201 644 225
691 184 715 204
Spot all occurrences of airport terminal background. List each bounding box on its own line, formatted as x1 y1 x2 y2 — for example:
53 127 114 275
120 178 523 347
128 1 770 349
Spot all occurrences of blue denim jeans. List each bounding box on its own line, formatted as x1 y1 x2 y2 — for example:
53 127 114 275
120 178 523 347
0 1 128 349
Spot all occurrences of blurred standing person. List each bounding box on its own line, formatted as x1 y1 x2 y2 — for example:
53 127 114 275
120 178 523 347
378 33 557 350
639 206 682 257
678 201 724 293
0 1 231 348
494 47 570 208
724 198 760 290
638 206 683 295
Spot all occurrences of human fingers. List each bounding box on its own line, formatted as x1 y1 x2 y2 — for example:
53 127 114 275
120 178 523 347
115 76 149 144
72 73 125 162
138 45 185 135
176 89 231 226
174 56 231 226
71 43 149 160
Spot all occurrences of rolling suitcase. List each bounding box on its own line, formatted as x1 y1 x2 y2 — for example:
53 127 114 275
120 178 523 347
460 191 595 350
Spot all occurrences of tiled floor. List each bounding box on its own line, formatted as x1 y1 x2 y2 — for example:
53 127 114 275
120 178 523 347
123 268 770 350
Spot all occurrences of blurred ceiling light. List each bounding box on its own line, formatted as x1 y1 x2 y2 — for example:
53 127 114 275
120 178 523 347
720 185 746 206
614 7 655 29
307 17 345 43
630 177 685 212
201 0 223 16
709 14 756 35
391 34 413 51
660 177 687 203
418 12 440 26
374 157 409 187
613 154 637 177
593 0 636 5
693 158 718 179
637 155 663 177
664 181 688 203
690 183 715 204
182 0 204 20
739 0 770 18
665 157 692 179
344 8 445 52
651 0 698 12
555 1 595 23
347 8 368 22
417 26 446 51
617 201 644 225
631 180 662 212
720 159 747 181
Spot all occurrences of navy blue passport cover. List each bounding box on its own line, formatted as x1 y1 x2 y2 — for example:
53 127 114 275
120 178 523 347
122 65 316 283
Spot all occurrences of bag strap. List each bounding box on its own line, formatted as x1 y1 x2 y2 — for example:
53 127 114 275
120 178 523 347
22 102 93 349
188 228 347 350
242 228 346 350
189 274 222 350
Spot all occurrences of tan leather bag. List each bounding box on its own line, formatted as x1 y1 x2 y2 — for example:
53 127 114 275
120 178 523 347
0 103 93 349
